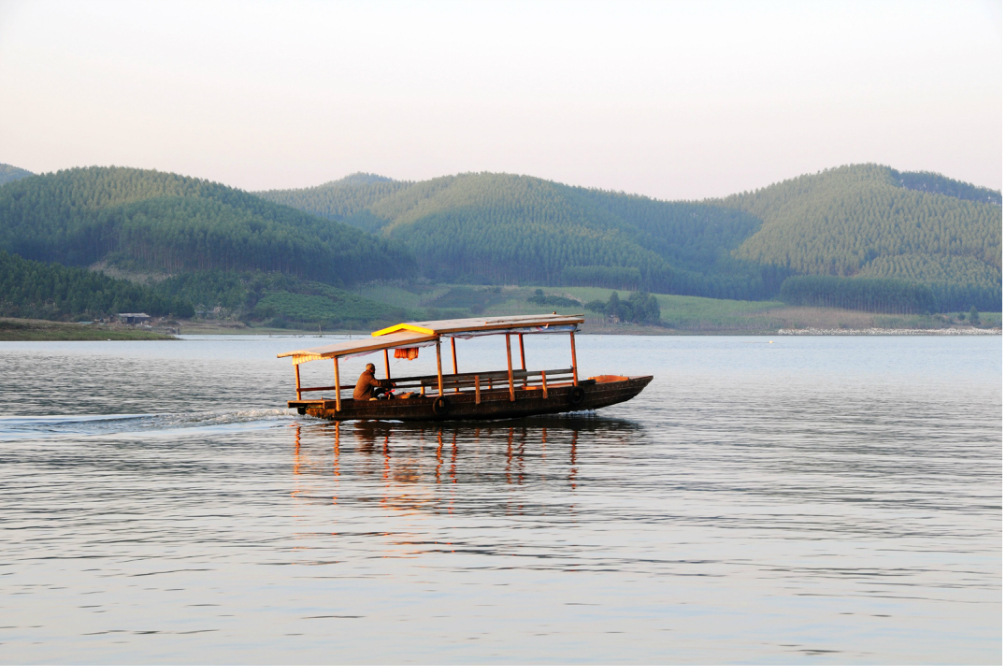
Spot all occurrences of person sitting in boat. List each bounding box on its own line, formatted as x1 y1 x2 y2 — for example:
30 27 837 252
353 363 395 400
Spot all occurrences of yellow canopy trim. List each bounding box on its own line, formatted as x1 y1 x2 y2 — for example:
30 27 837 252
371 322 436 337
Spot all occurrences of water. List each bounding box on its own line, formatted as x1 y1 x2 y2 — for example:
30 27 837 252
1 335 999 663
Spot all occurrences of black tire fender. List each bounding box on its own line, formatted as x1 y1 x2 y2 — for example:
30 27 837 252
569 385 586 405
432 396 451 416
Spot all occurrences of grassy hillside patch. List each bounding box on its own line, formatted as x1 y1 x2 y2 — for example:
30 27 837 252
424 286 509 313
349 281 1003 333
351 282 782 330
351 282 447 308
252 290 403 328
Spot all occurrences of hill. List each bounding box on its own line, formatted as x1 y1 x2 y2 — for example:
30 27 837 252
0 163 33 186
260 173 777 299
719 164 1001 310
260 167 1003 310
720 165 1000 275
259 166 1000 310
3 163 997 319
257 173 413 224
0 166 416 286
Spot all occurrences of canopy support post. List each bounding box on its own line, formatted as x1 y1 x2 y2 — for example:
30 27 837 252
518 333 527 387
570 331 579 386
294 363 302 401
541 370 548 399
435 338 444 397
505 333 515 402
384 348 391 380
451 337 459 393
333 358 341 412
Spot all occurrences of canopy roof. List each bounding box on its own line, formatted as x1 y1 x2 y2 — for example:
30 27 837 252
371 314 583 337
278 313 583 365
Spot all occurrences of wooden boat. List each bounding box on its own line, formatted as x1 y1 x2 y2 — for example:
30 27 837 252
278 314 652 422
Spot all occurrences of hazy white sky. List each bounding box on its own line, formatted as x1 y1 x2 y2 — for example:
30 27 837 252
0 0 999 199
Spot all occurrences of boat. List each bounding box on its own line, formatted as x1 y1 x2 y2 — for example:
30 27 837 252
278 314 652 421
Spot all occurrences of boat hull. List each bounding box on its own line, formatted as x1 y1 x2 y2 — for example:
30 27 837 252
289 376 653 422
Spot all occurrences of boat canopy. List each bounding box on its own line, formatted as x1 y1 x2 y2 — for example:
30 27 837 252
277 314 584 365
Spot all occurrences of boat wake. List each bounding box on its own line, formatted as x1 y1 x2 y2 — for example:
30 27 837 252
0 409 297 441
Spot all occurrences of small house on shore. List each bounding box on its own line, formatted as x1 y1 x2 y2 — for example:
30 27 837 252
118 313 151 325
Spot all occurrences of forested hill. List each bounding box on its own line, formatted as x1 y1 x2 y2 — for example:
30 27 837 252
258 166 1001 307
260 173 776 299
0 163 33 186
257 173 413 223
719 164 1001 296
3 163 996 316
0 167 415 286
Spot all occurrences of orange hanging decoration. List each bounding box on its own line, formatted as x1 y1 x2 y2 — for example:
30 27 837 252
394 347 420 360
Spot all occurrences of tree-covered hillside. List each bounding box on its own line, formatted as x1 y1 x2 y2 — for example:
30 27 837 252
4 163 997 318
0 250 192 319
0 167 415 286
0 163 33 186
261 166 1001 309
256 173 413 225
0 249 402 328
718 164 1000 309
261 172 777 299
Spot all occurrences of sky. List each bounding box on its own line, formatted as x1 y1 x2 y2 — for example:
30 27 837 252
0 0 999 199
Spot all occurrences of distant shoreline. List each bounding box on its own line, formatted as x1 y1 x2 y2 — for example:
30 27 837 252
777 327 1000 336
0 318 175 341
3 319 999 341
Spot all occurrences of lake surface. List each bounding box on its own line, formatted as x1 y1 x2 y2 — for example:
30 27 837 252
1 334 999 664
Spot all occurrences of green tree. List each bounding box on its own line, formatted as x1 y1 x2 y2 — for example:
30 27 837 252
0 250 193 319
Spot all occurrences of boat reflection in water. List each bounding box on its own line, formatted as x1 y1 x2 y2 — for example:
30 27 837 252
289 416 645 515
